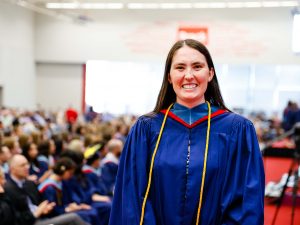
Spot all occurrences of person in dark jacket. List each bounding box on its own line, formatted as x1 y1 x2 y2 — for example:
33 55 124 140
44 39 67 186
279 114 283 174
0 167 15 225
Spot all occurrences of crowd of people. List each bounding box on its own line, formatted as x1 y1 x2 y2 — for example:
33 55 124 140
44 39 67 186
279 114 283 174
0 106 133 225
249 100 300 150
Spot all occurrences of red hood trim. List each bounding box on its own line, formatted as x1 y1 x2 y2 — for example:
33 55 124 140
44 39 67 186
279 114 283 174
160 109 228 128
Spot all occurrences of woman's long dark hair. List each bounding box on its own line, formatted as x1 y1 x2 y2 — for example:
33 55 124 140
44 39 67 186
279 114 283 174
38 140 50 157
22 143 40 168
152 39 229 113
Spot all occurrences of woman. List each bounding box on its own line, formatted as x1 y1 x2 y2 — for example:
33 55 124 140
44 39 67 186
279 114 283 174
22 142 49 183
37 139 56 169
109 39 265 225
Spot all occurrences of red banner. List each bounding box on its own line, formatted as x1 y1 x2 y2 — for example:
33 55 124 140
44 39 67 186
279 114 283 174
177 27 208 45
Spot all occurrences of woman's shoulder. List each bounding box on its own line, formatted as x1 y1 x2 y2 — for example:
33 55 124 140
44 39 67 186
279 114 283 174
220 112 255 133
134 112 162 126
126 113 163 138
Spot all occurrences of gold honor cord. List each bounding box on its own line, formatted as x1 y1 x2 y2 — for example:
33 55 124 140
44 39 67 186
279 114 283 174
139 102 211 225
196 101 211 225
139 103 173 225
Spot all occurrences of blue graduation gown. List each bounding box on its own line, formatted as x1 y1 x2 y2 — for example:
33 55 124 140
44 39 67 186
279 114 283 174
101 153 119 195
38 178 100 225
64 176 111 225
29 161 48 179
83 164 109 195
109 104 265 225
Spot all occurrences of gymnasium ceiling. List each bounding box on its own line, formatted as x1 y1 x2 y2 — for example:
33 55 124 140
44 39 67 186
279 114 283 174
4 0 300 22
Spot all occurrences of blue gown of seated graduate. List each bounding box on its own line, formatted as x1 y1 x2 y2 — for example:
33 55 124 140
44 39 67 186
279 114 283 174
64 176 111 225
101 153 119 196
38 178 99 225
82 164 109 195
109 103 265 225
29 160 48 180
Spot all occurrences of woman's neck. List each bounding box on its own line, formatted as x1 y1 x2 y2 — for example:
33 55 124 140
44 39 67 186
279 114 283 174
176 98 205 109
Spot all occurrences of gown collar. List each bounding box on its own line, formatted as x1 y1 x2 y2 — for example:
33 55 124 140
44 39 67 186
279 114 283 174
171 102 218 125
161 102 227 128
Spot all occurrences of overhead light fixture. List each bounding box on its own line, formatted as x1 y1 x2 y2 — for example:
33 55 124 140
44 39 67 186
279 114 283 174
46 2 124 9
244 2 262 8
127 3 160 9
193 3 210 8
160 3 192 9
46 3 79 9
46 1 299 10
208 2 227 8
227 2 245 8
281 1 299 7
262 1 280 7
81 3 124 9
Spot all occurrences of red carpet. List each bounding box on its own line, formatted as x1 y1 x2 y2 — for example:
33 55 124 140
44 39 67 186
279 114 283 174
264 157 300 225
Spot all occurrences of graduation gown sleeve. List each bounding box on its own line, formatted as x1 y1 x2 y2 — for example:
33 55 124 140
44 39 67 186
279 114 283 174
109 116 153 225
220 116 265 224
42 185 66 215
101 162 118 195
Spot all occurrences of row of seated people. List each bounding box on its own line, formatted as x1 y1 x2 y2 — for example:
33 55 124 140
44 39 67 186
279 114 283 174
0 138 123 225
1 154 87 225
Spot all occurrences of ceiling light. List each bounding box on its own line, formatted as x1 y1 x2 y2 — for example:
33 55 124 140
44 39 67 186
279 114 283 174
208 2 227 8
262 1 280 7
193 3 210 8
127 3 159 9
46 1 299 10
227 2 245 8
160 3 192 9
81 3 124 9
280 1 299 7
46 2 124 9
46 3 79 9
244 2 262 8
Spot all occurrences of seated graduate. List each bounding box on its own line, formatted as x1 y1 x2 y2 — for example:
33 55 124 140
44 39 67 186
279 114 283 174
4 154 88 225
38 157 99 225
100 139 123 196
37 139 56 169
83 143 110 196
22 142 50 184
61 149 111 225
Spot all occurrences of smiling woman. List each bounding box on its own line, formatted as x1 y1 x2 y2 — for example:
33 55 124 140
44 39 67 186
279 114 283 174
109 39 265 225
168 45 214 108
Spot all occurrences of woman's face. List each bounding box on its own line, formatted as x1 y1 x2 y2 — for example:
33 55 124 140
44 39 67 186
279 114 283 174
28 143 38 159
169 46 214 108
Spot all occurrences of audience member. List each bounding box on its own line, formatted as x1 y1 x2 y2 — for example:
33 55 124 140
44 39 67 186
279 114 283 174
101 139 123 195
